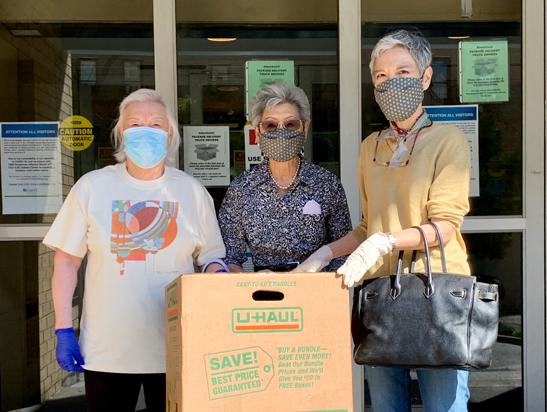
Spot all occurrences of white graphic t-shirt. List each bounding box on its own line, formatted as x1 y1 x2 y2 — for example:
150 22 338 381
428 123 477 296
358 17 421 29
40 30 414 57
43 163 225 373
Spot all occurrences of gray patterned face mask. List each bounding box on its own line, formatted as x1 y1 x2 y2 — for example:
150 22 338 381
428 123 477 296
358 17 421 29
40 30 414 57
374 77 424 122
259 129 306 162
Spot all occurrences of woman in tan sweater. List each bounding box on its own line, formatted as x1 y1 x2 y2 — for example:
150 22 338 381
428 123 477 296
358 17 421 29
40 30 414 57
295 29 471 411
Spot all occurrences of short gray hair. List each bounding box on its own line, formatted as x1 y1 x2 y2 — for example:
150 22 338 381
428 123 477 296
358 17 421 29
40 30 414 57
249 82 311 127
111 88 180 163
369 29 432 77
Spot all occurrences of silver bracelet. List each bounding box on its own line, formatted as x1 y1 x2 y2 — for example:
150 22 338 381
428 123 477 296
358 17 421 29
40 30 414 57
385 232 397 252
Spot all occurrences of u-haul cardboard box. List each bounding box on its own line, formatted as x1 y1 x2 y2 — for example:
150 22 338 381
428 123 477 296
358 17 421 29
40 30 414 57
165 272 353 412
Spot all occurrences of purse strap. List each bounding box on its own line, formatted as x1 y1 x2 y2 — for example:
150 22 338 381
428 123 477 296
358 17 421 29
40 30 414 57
427 221 448 273
392 225 434 299
399 222 448 274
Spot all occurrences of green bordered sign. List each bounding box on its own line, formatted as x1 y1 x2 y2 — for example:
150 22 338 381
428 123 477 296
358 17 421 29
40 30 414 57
204 346 274 400
245 61 294 121
232 307 303 333
459 40 509 103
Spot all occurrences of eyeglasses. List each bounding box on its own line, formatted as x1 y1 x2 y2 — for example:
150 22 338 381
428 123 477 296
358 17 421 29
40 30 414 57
373 134 418 168
373 123 432 167
259 119 303 132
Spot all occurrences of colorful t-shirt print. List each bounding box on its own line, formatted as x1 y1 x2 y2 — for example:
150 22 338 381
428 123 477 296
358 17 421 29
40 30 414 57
43 164 226 373
111 200 179 274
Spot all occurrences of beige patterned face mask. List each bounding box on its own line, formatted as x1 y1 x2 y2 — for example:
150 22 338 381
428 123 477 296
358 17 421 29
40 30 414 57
374 77 424 122
259 129 306 162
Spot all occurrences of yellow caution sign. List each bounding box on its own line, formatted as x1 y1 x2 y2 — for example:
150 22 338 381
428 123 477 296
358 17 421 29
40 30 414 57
59 116 94 151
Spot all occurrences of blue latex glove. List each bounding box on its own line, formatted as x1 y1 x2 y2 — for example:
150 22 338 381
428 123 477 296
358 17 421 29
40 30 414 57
55 328 85 372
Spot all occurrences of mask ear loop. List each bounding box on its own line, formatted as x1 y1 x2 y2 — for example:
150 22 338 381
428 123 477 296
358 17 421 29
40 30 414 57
256 130 264 156
120 127 127 154
301 122 309 157
166 126 173 154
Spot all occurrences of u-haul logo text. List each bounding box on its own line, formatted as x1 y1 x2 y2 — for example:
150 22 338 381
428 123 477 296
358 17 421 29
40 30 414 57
232 307 303 333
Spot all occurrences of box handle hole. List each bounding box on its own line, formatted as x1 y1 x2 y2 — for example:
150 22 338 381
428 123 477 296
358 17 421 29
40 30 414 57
252 291 285 301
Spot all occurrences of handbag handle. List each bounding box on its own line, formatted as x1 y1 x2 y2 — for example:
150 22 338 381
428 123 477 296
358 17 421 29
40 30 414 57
427 222 448 273
406 223 448 274
392 225 434 299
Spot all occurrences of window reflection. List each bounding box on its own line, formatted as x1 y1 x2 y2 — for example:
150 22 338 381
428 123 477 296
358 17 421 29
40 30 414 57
362 23 522 216
176 25 339 208
464 232 522 410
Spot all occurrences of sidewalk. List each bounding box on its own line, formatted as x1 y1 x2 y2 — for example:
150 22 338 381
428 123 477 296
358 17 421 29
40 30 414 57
10 341 521 412
8 377 146 412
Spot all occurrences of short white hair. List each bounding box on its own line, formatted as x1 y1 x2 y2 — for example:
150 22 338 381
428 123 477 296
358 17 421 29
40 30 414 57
369 29 432 78
111 88 180 163
249 82 311 128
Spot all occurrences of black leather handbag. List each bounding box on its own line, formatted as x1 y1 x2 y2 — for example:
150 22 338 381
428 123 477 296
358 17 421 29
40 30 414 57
352 222 499 370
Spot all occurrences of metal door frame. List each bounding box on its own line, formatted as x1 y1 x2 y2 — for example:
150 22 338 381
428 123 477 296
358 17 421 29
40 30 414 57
4 0 543 410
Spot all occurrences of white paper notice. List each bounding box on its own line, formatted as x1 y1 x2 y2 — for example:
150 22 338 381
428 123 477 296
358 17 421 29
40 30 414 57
424 105 480 197
0 122 63 214
183 126 230 186
244 125 265 170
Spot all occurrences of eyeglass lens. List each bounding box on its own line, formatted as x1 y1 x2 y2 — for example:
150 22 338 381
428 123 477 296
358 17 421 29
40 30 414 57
261 119 301 132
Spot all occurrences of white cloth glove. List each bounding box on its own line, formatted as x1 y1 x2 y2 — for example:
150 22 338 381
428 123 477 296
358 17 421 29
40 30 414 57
292 245 333 273
337 233 393 287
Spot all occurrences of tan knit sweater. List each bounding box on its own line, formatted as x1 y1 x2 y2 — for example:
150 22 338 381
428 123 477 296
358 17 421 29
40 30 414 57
350 124 471 280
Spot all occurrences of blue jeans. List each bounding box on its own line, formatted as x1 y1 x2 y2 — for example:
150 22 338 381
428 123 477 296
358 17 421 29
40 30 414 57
365 366 470 412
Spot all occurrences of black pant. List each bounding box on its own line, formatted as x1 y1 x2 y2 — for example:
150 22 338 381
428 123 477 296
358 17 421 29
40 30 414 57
84 369 166 412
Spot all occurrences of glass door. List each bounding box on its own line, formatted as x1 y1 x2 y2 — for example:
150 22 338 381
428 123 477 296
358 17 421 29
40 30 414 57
175 20 340 209
358 0 545 410
0 5 155 407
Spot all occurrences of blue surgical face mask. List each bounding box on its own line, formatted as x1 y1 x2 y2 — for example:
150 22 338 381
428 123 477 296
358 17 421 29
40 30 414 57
123 126 168 169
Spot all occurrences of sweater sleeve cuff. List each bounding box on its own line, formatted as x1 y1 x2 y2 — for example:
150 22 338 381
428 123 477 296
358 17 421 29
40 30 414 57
349 227 367 244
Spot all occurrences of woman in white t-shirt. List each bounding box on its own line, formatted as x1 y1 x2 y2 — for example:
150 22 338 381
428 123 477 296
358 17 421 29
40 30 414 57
44 89 226 412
